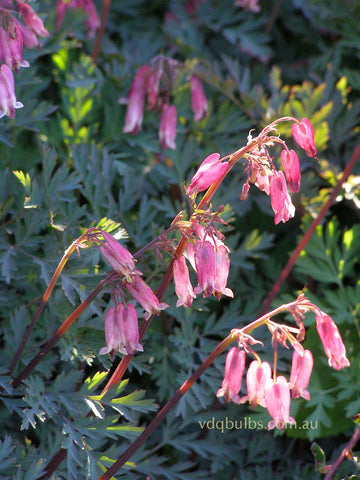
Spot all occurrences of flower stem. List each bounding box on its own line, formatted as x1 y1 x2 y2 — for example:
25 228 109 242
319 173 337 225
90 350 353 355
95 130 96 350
12 272 116 389
97 332 236 480
8 229 100 375
91 0 112 64
97 299 298 479
323 424 360 480
101 237 188 393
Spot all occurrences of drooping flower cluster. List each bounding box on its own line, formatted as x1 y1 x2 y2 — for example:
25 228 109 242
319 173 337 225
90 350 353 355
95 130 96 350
216 295 349 430
238 117 316 224
55 0 100 38
122 55 208 149
185 118 316 225
99 304 143 356
0 0 49 118
173 221 233 307
99 231 168 356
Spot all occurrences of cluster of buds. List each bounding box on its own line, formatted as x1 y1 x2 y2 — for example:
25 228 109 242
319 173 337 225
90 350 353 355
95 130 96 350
0 0 49 118
217 295 349 429
55 0 100 38
99 231 168 356
122 55 208 149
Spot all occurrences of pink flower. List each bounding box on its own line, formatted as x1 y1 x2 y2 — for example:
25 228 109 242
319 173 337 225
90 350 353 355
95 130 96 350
77 0 100 37
234 0 260 12
16 21 40 49
173 256 195 307
246 360 272 408
193 241 215 298
265 376 295 430
240 181 250 200
289 349 313 400
291 118 317 157
55 0 99 36
315 312 350 370
187 153 229 196
194 239 233 299
18 3 49 38
99 304 143 356
125 275 168 320
188 223 233 300
216 347 245 403
269 171 295 224
0 23 29 72
280 149 301 193
100 231 140 282
123 65 149 135
254 165 271 195
213 244 234 299
190 75 208 122
0 64 23 119
146 69 161 110
55 0 74 29
159 103 177 149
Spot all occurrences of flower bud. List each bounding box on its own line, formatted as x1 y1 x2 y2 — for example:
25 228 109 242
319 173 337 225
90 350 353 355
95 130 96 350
265 376 295 430
246 360 272 408
289 349 313 400
173 256 195 307
187 153 229 196
0 64 23 119
291 118 317 157
216 347 245 404
190 75 208 122
125 276 168 320
18 3 49 37
280 149 301 193
100 232 139 282
269 171 295 224
159 103 177 149
123 65 149 135
315 312 350 370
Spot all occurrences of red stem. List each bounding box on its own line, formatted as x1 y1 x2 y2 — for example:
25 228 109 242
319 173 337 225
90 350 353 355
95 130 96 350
12 273 116 389
91 0 112 64
323 425 360 479
259 142 360 316
8 229 102 375
97 334 235 480
38 449 67 480
100 142 257 392
100 237 187 393
97 299 299 479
